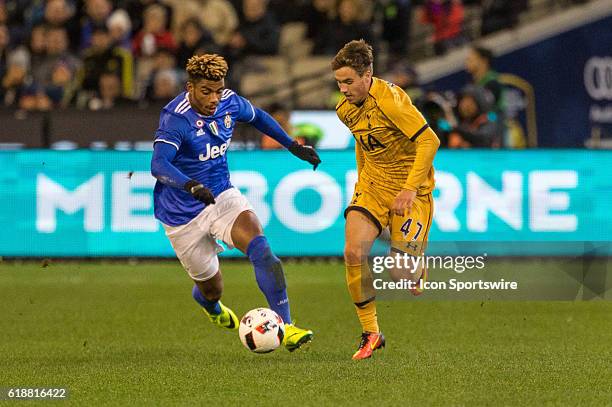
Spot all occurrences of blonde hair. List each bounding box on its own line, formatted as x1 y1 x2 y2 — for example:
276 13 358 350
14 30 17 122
186 54 229 82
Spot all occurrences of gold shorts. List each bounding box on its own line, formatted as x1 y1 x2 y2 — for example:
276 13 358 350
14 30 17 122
345 181 434 256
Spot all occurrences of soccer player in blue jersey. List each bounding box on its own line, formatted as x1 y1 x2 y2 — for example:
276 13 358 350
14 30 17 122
150 54 321 351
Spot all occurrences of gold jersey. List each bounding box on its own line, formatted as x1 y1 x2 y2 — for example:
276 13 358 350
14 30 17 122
336 77 440 195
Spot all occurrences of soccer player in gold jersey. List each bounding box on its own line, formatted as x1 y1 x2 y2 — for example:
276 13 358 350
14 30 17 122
332 40 440 360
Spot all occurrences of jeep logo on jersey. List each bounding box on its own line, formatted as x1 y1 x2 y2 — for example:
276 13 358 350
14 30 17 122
199 140 230 161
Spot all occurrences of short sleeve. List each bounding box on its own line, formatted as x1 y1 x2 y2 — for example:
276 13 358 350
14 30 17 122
381 88 429 142
233 94 257 123
154 111 185 150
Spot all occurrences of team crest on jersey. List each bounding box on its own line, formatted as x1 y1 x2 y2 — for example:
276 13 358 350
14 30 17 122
224 112 232 129
208 121 219 136
196 119 204 128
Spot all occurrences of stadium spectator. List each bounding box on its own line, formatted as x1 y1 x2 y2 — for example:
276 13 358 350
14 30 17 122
260 102 293 149
142 47 177 101
167 0 238 47
481 0 528 36
33 26 80 106
325 0 373 55
303 0 336 55
149 68 179 102
152 46 177 72
448 85 502 148
417 91 457 147
1 24 28 108
119 0 173 35
38 0 80 52
37 26 80 86
419 0 466 55
465 45 504 114
1 47 29 108
176 18 219 70
27 24 48 87
19 24 64 114
1 0 29 47
131 4 175 96
131 4 176 58
87 71 135 110
385 59 423 102
78 26 134 101
380 0 414 57
107 9 132 50
46 61 78 107
80 0 113 50
227 0 281 57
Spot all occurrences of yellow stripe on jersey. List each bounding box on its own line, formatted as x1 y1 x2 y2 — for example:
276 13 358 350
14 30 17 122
336 77 440 195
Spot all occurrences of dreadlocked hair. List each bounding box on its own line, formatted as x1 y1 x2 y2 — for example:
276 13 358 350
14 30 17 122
186 54 229 82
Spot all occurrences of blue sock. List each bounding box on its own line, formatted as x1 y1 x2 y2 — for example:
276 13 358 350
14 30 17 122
247 236 292 324
192 285 221 315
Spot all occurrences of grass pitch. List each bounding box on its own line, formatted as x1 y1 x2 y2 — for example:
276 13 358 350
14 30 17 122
1 260 611 406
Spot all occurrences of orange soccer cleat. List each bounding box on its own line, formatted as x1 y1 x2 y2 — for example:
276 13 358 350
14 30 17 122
352 332 386 360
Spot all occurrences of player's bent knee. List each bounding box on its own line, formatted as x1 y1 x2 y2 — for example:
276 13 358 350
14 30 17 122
344 244 365 265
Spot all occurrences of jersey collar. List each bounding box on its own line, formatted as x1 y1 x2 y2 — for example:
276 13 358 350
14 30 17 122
368 77 382 99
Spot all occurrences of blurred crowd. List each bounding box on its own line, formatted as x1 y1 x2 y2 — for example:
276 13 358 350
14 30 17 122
0 0 591 149
411 46 512 149
0 0 547 113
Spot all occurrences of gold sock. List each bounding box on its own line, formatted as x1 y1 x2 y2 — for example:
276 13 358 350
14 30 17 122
345 263 363 302
346 263 379 333
355 301 379 333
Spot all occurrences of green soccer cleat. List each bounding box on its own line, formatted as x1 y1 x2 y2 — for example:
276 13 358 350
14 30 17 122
201 301 239 330
283 323 314 352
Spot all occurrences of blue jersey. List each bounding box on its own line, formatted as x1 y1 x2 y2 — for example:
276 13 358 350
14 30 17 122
153 90 256 226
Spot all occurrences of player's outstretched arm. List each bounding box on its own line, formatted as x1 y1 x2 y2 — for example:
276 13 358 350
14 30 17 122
151 142 215 204
250 107 321 170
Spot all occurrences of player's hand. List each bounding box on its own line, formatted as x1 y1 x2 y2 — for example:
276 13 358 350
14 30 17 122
184 180 215 205
391 189 417 217
288 141 322 170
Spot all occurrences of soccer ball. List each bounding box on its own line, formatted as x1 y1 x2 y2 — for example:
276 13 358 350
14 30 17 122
239 308 285 353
